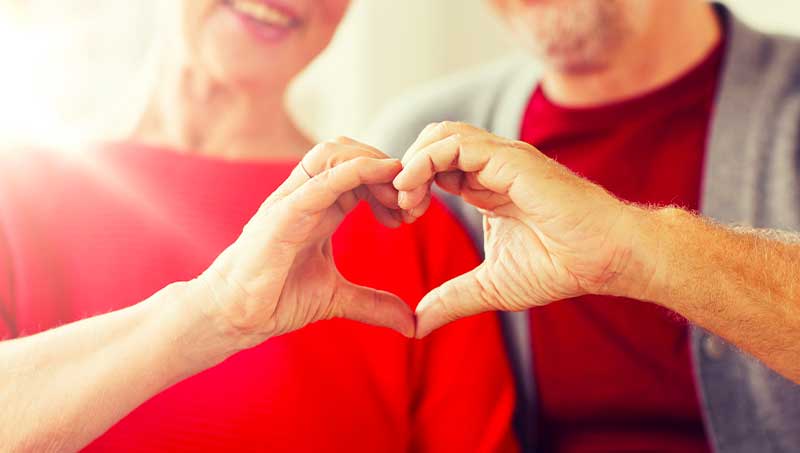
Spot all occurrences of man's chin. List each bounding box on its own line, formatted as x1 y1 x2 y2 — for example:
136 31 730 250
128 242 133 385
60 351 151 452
538 49 611 76
555 59 610 76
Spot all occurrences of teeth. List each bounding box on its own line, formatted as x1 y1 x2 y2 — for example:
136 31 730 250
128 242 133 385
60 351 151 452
229 0 294 27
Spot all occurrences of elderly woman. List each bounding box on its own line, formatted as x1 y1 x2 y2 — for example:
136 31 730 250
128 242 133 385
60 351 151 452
0 1 516 451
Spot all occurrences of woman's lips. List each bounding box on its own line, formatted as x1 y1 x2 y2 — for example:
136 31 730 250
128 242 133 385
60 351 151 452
223 0 301 42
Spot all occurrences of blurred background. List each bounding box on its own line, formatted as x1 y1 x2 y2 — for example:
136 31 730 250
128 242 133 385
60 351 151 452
1 0 799 148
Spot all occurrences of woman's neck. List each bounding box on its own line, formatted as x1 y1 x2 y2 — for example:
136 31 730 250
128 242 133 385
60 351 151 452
134 64 311 161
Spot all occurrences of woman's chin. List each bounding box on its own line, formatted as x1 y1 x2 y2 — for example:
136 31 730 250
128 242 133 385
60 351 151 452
196 9 299 86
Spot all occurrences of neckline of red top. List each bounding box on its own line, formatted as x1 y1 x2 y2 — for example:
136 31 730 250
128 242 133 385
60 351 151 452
528 36 727 132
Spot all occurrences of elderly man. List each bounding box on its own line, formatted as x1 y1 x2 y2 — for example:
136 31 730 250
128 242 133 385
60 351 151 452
369 1 800 452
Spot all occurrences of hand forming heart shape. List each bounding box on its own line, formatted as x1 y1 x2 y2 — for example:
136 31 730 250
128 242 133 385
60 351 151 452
392 122 648 339
196 137 415 351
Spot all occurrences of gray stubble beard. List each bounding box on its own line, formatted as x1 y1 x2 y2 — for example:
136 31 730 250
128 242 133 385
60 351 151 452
511 0 644 74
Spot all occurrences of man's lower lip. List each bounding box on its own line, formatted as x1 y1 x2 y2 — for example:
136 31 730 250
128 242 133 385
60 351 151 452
225 3 297 42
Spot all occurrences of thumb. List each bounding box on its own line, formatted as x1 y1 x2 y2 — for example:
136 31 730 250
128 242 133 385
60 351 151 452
333 281 415 338
414 266 493 339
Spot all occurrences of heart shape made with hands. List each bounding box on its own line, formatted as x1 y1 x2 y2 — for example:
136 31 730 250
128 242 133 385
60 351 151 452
292 132 535 341
382 122 632 339
282 123 632 342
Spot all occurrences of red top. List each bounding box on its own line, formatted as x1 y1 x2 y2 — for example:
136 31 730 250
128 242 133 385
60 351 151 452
519 40 725 452
0 144 518 452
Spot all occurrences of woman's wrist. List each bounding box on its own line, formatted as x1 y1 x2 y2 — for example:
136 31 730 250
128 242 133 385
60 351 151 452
146 279 257 378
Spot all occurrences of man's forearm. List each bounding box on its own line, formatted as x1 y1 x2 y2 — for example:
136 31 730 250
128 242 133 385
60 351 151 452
630 206 800 383
0 281 236 452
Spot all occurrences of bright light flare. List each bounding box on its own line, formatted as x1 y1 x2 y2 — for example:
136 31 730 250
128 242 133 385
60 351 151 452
0 11 63 147
0 2 158 150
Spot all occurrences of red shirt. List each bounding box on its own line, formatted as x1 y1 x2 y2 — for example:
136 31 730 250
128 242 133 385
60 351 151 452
520 41 725 452
0 144 518 452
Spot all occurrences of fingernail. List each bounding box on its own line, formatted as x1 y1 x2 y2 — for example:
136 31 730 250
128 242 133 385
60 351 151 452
392 173 407 191
404 325 415 339
398 191 408 207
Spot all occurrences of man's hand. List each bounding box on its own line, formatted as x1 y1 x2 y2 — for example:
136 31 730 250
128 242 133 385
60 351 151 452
394 122 648 338
198 137 415 352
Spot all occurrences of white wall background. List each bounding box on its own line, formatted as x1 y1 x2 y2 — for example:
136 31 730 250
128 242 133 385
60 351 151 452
2 0 799 146
289 0 512 140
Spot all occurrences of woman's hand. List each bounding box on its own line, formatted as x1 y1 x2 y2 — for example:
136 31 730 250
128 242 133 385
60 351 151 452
196 137 415 352
394 122 646 338
0 139 415 452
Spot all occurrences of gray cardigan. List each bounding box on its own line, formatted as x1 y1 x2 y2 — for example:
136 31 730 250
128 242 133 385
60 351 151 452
366 5 800 452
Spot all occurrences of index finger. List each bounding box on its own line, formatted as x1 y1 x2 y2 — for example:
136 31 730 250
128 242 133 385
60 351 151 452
394 134 493 192
395 123 487 212
267 139 390 206
286 157 403 216
401 121 483 166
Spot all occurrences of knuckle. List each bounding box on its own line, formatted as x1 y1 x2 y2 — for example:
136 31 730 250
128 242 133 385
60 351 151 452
306 142 338 171
442 120 469 132
435 290 459 322
324 155 340 171
321 147 352 170
351 155 370 164
437 121 456 132
510 139 534 152
319 141 339 154
320 165 338 181
308 142 328 157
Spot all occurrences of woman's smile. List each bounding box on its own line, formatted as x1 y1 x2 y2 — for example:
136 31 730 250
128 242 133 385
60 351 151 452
222 0 301 42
